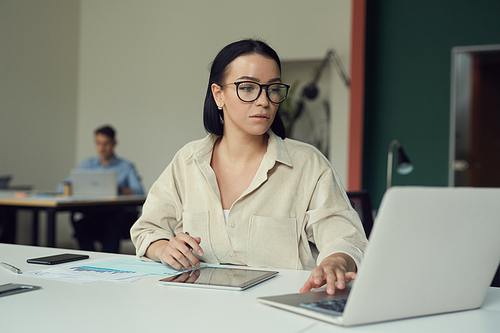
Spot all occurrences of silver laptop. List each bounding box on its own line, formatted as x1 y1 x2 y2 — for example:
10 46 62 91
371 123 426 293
70 169 117 196
259 186 500 326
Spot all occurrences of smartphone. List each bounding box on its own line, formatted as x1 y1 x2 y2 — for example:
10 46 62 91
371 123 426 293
0 283 41 297
26 253 90 265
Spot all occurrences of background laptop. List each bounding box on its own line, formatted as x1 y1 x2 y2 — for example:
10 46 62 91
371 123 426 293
259 186 500 326
70 169 117 196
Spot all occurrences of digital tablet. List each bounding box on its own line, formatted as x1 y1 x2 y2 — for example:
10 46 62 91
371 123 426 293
159 266 279 291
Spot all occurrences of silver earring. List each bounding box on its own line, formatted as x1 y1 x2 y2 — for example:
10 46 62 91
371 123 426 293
218 107 224 124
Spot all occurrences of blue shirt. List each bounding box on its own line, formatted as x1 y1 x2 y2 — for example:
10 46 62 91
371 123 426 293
57 156 145 195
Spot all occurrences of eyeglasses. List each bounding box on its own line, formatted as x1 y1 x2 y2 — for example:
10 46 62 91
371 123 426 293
221 81 290 104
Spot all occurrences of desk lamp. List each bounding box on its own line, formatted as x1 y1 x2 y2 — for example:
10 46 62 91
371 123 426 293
387 139 414 189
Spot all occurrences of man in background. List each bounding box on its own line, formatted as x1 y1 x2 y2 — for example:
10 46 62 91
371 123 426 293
58 125 144 253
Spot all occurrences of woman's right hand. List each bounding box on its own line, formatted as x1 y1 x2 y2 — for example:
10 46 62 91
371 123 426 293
146 232 204 270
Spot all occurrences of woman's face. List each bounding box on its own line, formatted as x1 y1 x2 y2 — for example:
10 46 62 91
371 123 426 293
212 54 281 138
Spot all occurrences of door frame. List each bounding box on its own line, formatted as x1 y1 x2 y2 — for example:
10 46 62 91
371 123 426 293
449 44 500 186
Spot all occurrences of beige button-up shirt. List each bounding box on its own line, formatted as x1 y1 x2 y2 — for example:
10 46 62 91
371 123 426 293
131 131 367 270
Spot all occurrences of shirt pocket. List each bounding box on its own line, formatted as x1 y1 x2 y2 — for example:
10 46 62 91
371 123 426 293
182 210 218 264
247 215 299 269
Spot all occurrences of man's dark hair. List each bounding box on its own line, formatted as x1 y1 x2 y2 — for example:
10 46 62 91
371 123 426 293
95 125 116 140
203 39 286 139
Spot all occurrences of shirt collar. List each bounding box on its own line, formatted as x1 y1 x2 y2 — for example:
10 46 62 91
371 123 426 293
190 135 218 162
97 156 119 166
189 130 293 168
265 130 293 168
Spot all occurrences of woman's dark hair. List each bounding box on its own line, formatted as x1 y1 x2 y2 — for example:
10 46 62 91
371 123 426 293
203 39 286 139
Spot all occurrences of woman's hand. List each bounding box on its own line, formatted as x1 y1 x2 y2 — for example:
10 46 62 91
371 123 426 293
300 253 357 295
146 232 204 270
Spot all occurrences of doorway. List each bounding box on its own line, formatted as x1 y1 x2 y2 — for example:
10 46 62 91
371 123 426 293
449 45 500 187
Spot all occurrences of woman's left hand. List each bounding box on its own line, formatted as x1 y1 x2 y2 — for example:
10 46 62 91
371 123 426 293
300 253 357 295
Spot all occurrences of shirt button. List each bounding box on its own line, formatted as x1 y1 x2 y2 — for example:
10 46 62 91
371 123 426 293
228 252 233 257
229 222 235 228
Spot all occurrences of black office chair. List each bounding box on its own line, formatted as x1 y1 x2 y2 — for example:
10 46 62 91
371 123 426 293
491 266 500 288
347 190 374 239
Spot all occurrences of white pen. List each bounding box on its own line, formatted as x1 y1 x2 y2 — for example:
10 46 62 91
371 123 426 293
1 262 23 274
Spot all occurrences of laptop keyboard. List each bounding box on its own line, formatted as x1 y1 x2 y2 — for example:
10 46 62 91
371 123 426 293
300 298 348 316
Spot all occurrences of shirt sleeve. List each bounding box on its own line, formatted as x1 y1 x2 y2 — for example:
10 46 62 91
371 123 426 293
125 163 145 195
130 162 182 257
305 165 368 270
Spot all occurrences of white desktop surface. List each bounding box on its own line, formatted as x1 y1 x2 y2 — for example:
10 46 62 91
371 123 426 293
1 243 499 333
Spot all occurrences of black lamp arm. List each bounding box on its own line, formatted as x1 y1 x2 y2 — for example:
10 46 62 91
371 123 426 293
303 49 351 100
309 50 351 87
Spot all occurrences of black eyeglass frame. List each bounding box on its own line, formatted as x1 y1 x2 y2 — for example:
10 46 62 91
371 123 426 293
220 81 291 104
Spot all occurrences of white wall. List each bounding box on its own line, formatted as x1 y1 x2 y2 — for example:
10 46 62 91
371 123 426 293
1 0 79 248
1 0 352 248
77 0 352 192
0 0 79 191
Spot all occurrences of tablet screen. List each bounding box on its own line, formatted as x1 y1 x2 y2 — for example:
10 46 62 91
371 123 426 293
159 267 279 291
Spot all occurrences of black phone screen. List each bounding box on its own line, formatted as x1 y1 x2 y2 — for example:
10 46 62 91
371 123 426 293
26 253 90 265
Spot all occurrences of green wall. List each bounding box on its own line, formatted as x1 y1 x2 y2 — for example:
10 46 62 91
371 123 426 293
363 0 500 208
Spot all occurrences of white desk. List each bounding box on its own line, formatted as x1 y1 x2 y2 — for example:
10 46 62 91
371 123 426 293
1 243 499 333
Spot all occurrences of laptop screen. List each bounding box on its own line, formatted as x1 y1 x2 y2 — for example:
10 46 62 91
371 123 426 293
70 169 117 196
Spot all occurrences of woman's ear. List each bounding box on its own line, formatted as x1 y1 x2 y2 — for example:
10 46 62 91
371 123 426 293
211 83 224 109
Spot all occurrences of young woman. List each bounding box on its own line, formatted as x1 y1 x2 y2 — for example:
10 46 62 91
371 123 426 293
131 39 368 295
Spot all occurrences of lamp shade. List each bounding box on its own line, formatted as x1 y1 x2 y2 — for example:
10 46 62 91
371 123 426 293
303 83 319 100
387 139 414 189
396 146 414 175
